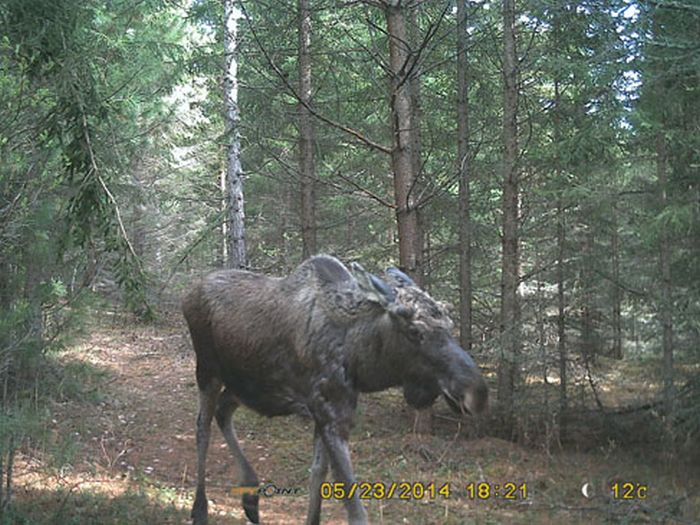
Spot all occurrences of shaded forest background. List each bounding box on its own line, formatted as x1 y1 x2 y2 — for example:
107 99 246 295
1 0 699 522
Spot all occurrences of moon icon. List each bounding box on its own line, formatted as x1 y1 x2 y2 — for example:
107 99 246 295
581 482 592 498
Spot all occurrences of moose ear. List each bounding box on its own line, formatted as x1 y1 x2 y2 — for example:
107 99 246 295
350 262 395 306
385 267 416 288
368 274 396 303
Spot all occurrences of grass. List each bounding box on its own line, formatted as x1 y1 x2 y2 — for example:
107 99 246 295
3 487 188 525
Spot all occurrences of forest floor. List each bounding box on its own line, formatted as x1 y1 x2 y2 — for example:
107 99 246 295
9 313 700 525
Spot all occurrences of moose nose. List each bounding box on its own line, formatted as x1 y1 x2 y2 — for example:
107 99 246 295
462 377 488 415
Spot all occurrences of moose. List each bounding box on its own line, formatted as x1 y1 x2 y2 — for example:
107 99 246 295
182 255 488 525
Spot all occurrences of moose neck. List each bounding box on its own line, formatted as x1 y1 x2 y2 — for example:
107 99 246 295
346 314 408 393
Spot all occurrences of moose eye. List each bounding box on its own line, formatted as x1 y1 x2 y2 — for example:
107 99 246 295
390 304 414 319
406 325 423 342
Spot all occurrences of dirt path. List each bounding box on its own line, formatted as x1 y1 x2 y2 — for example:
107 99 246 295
15 320 351 524
12 318 700 525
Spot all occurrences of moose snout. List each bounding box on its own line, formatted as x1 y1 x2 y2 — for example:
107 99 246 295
462 376 488 415
441 372 488 416
441 340 489 416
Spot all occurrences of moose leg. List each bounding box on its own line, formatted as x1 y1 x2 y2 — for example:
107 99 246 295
192 379 221 525
216 387 260 524
306 426 330 525
321 428 367 525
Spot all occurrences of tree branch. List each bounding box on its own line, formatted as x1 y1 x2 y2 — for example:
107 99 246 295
240 3 392 155
80 112 140 265
334 169 396 209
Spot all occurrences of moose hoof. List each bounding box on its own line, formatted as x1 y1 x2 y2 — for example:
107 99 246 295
243 493 260 524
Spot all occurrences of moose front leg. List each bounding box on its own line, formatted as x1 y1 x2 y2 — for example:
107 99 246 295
320 426 367 525
306 425 329 525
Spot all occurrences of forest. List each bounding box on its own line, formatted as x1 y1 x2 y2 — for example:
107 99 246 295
1 0 699 523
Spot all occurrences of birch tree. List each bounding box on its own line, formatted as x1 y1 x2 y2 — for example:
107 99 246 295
224 0 247 269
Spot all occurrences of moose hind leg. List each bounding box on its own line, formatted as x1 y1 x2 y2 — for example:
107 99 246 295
216 388 260 524
192 380 221 525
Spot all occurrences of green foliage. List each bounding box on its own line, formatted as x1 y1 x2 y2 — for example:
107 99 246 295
53 358 109 404
0 0 189 511
0 404 46 451
1 486 187 525
1 0 187 319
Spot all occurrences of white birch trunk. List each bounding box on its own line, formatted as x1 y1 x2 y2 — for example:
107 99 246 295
224 0 247 269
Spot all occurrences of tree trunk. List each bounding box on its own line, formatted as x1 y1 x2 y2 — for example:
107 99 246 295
611 201 623 359
407 4 425 288
224 0 247 269
657 133 674 428
498 0 520 424
221 168 228 265
386 1 421 285
457 0 472 352
281 182 293 271
405 1 430 433
581 226 595 363
554 78 568 422
423 224 431 291
298 0 317 259
536 279 548 412
557 198 567 418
